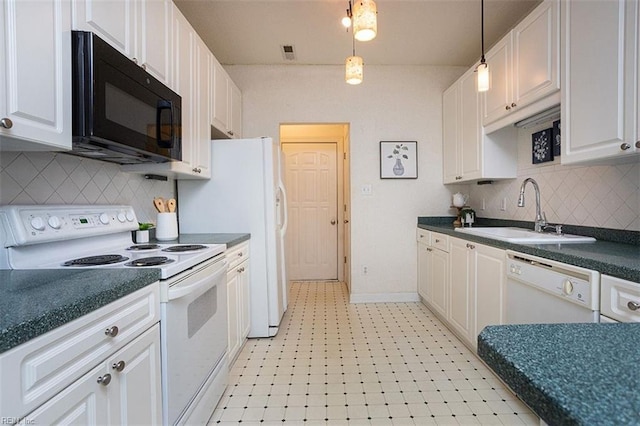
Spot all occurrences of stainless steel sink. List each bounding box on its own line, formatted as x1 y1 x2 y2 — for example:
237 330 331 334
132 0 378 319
454 227 596 244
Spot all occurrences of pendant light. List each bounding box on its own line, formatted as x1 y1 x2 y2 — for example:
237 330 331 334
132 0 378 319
476 0 489 92
345 26 363 85
352 0 377 42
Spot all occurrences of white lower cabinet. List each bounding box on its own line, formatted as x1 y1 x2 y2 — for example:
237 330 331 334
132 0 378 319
0 284 161 423
27 324 162 425
226 241 251 366
417 229 506 350
417 229 450 319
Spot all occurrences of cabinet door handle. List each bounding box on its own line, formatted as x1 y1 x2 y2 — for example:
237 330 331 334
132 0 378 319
505 105 511 111
466 243 475 249
344 219 349 224
0 118 13 129
627 301 640 311
636 141 640 149
97 374 112 386
104 326 119 337
112 361 126 372
435 239 440 243
132 57 138 65
621 143 631 151
426 248 433 252
511 103 517 108
238 252 243 257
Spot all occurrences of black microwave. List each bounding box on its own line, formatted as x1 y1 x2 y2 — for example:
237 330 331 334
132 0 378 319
71 31 181 164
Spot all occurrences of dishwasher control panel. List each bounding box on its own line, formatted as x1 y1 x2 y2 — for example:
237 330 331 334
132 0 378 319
507 251 600 310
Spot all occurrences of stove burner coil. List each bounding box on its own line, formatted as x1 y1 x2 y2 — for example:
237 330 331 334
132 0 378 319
63 254 129 266
125 256 175 267
162 245 208 252
126 244 161 251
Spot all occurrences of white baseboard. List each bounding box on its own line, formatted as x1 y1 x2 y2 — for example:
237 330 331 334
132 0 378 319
349 292 420 304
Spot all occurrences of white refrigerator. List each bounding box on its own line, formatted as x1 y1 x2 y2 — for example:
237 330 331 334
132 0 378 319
178 137 289 338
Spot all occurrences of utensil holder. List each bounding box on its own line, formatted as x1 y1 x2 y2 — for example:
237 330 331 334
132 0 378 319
156 213 178 241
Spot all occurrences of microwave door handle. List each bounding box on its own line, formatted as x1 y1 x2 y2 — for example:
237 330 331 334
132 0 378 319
156 100 173 148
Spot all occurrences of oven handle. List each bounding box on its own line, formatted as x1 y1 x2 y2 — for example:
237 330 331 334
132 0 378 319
168 260 227 301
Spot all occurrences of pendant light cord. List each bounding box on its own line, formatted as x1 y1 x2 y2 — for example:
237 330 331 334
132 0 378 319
480 0 486 64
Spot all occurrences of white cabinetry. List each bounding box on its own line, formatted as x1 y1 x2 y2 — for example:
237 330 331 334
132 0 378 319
482 0 560 131
442 67 517 184
417 230 507 350
122 5 211 179
448 238 475 345
212 58 242 139
416 229 449 319
561 0 639 164
600 275 640 323
27 324 162 425
72 0 172 86
226 241 251 366
0 0 72 151
0 284 161 423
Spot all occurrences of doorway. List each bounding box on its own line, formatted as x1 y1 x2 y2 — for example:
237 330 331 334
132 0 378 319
280 124 351 288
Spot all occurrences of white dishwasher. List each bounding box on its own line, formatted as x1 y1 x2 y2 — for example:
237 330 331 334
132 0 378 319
505 250 600 324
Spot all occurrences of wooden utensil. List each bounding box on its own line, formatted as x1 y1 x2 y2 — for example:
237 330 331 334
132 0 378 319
153 197 166 213
167 198 176 213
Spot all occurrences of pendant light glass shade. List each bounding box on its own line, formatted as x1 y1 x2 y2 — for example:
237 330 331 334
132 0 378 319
353 0 377 42
345 55 363 85
477 62 489 92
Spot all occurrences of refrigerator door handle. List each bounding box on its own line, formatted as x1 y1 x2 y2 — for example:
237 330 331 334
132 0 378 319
279 181 288 234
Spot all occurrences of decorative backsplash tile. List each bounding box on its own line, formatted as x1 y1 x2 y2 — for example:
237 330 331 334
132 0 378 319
0 152 175 224
468 124 640 231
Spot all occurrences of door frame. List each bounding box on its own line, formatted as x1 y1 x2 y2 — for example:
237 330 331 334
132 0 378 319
280 123 350 285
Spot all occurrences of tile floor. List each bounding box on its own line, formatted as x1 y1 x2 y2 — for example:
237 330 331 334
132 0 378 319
209 282 538 425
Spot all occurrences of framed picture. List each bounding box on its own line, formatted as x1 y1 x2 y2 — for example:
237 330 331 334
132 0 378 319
552 119 561 157
380 141 418 179
532 128 553 164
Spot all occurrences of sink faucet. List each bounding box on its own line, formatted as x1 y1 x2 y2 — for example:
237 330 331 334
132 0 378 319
517 178 547 232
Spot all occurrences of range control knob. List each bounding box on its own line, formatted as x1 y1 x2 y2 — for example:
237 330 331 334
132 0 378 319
125 211 135 222
99 213 110 225
562 279 574 295
48 216 62 229
30 217 46 231
117 212 126 223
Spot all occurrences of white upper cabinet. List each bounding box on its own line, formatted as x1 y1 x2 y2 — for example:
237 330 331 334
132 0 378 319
561 0 639 164
0 0 72 151
72 0 172 86
482 0 560 130
443 66 517 184
212 58 242 139
122 5 210 179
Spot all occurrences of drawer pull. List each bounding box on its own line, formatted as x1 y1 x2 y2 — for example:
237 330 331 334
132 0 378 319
426 248 433 252
104 326 119 337
112 361 126 372
620 143 631 151
0 118 13 129
238 252 243 257
627 301 640 311
435 239 440 243
97 373 112 386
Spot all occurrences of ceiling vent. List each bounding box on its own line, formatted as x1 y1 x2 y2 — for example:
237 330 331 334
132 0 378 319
280 45 296 61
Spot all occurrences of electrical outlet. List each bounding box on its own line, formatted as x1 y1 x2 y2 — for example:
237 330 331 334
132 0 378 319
361 184 372 195
501 197 508 211
362 265 368 274
481 198 486 210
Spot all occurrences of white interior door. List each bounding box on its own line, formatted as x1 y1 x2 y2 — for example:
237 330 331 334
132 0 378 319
283 143 338 280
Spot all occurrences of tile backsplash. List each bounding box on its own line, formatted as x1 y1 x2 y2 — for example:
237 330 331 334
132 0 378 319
468 123 640 231
0 152 175 224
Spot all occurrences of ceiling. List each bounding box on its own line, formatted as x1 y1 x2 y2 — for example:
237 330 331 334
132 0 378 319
173 0 542 67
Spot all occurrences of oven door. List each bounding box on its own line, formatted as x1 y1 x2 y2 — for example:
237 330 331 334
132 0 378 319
161 255 228 425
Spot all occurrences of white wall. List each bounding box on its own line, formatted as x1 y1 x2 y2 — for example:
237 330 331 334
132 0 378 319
227 64 467 301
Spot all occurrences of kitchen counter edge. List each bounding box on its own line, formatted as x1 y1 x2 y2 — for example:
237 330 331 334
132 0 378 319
417 220 639 283
0 269 161 354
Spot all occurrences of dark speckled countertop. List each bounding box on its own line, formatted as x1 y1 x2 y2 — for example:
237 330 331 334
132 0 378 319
0 233 250 354
0 269 160 354
418 217 640 282
478 323 640 425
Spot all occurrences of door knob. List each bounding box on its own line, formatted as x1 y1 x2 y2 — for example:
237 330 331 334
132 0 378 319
330 219 336 225
0 118 12 129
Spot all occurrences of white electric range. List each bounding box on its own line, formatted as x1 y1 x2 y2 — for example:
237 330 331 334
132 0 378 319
0 205 229 425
